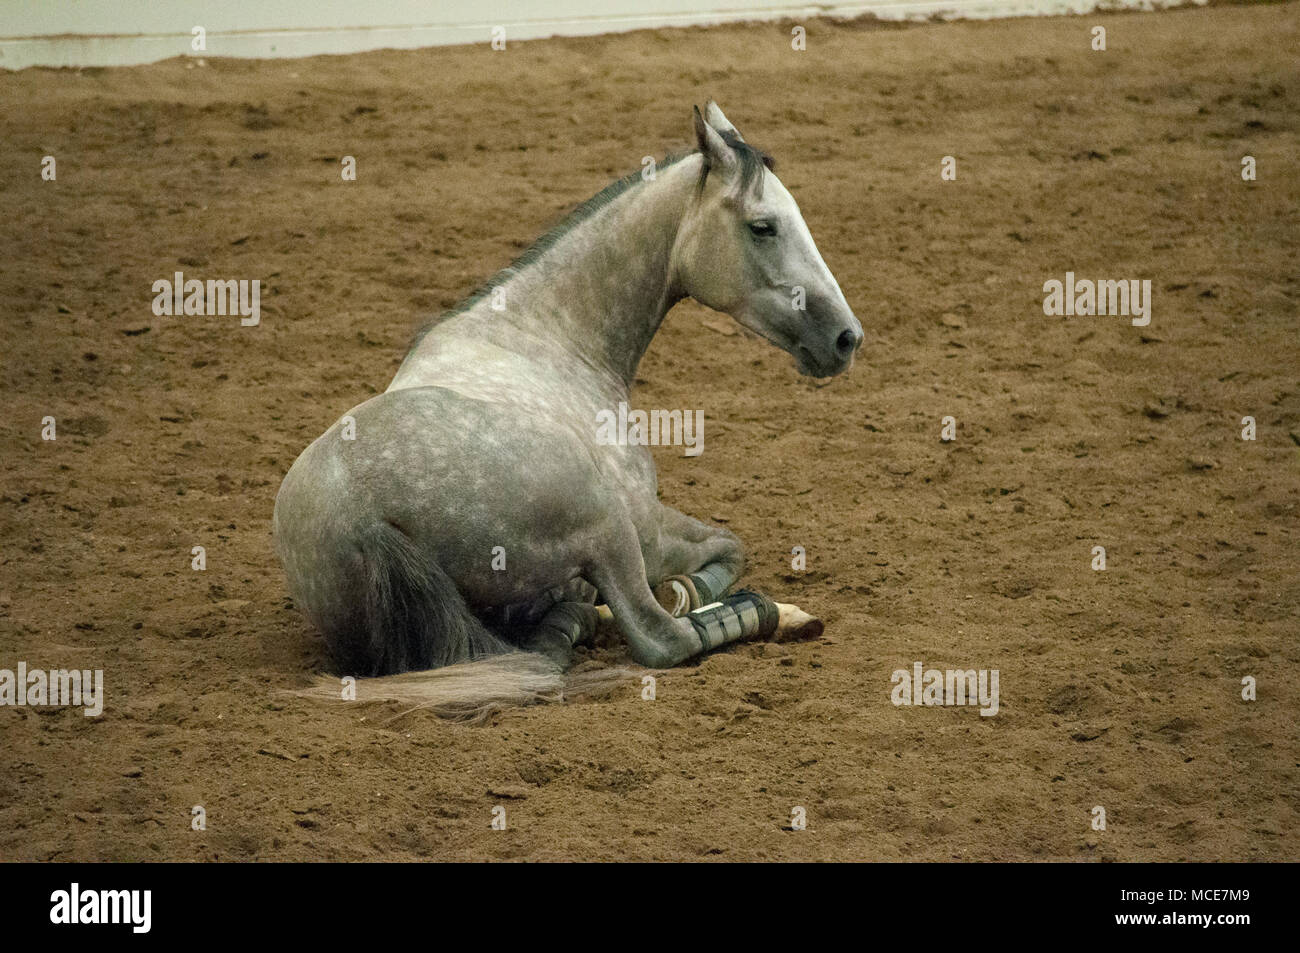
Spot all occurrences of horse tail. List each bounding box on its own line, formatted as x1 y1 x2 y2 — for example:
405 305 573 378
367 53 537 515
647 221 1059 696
295 521 634 719
357 519 508 674
295 654 636 721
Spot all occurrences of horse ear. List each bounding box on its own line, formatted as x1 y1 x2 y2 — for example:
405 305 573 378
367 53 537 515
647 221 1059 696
704 100 744 142
693 104 737 176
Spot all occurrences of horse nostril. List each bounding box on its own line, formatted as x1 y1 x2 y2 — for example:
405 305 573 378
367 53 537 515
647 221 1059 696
836 328 863 356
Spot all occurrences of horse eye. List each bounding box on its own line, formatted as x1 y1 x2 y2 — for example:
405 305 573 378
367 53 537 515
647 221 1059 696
747 220 777 239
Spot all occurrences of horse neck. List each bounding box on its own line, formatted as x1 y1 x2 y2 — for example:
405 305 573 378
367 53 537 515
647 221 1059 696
444 155 699 391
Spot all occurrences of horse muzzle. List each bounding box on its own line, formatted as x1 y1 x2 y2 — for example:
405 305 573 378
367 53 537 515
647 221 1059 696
796 315 862 378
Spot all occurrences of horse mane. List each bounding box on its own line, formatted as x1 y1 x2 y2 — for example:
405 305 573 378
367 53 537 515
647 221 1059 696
703 128 776 194
407 136 775 352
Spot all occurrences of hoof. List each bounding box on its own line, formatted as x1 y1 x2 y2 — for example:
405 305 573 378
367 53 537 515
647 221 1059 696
774 603 824 642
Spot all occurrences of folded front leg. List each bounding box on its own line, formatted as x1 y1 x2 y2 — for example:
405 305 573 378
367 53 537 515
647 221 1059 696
588 507 782 667
652 503 745 615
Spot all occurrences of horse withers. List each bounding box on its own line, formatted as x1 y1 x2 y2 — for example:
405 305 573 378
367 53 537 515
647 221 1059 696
273 102 862 711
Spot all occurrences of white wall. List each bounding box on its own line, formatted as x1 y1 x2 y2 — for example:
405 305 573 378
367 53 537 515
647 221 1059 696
0 0 1188 70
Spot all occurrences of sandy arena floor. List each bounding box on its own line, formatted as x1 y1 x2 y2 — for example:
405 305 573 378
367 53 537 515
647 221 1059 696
1 3 1297 861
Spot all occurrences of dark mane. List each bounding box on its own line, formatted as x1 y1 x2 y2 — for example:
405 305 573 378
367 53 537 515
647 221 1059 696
409 137 775 351
703 129 776 196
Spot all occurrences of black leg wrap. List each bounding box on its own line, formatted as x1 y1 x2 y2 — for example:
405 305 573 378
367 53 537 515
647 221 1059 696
519 602 598 667
687 590 779 652
539 601 598 648
687 562 733 607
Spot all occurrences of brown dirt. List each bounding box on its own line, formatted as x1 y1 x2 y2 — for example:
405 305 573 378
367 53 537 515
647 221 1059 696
1 4 1297 862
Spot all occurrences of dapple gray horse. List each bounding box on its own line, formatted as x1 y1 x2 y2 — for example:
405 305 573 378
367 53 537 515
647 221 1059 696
274 102 861 711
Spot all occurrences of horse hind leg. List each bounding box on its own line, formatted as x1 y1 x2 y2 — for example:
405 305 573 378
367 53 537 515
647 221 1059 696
509 601 600 669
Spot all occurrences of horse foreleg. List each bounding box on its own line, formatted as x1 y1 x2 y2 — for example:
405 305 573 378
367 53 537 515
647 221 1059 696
651 504 823 642
771 602 824 641
652 504 744 612
587 510 778 667
596 601 822 642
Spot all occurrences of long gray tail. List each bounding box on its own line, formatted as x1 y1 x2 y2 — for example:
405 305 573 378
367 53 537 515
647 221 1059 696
294 654 636 721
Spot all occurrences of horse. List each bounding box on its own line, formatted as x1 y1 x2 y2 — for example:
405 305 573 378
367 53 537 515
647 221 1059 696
273 101 862 713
